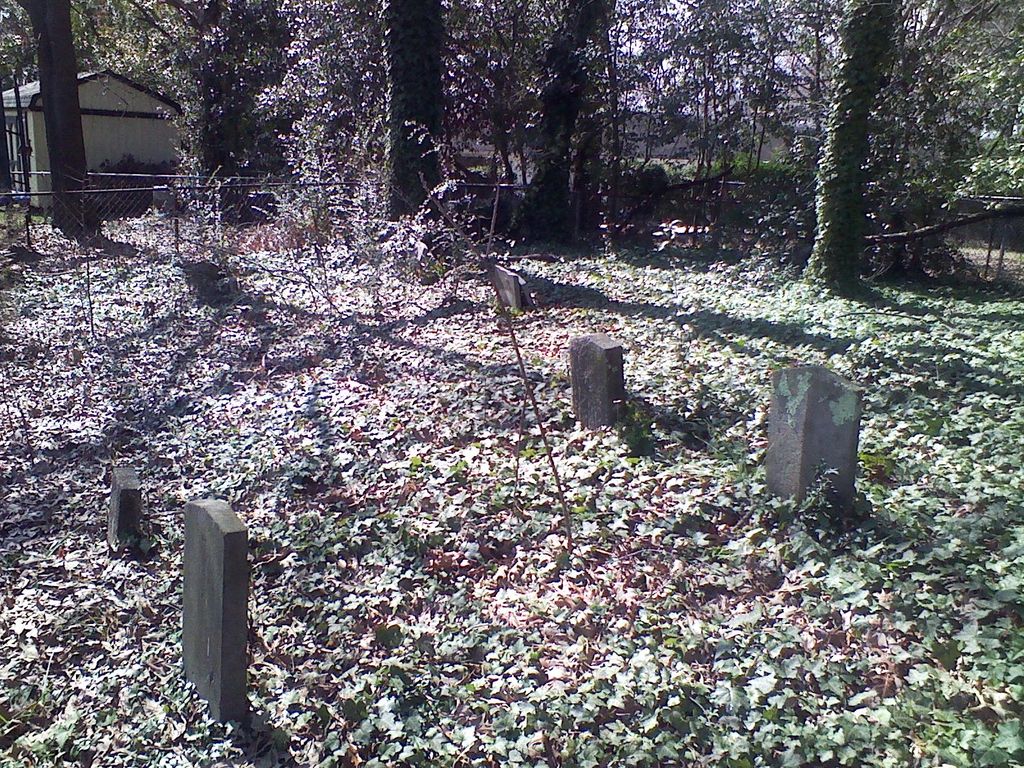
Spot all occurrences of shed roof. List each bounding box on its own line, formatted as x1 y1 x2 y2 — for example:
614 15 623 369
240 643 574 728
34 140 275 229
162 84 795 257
2 70 181 115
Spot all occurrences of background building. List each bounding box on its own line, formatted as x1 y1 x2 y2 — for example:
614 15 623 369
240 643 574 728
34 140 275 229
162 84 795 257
2 70 180 202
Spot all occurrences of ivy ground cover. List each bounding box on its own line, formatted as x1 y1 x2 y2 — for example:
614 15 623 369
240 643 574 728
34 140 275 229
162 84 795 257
1 228 1023 767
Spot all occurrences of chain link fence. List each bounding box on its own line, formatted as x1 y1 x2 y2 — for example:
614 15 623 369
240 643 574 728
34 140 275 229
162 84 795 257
950 196 1024 285
0 170 741 253
0 194 31 253
4 175 1023 288
0 172 364 256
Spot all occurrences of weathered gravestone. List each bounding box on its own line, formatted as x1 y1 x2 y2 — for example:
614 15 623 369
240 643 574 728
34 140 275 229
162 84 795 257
765 365 863 509
490 264 531 311
183 499 249 722
108 467 142 552
570 334 626 428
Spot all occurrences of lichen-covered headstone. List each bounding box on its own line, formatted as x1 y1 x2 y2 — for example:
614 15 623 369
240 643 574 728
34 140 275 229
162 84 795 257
765 365 863 508
108 467 142 552
570 333 625 428
490 264 530 310
183 499 249 723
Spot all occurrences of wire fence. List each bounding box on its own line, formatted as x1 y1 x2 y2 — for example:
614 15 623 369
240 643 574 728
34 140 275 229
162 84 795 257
0 195 30 252
3 174 1023 287
0 170 739 255
0 173 361 256
950 196 1024 284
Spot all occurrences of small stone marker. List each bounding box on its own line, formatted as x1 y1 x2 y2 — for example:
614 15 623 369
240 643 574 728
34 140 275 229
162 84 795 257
108 467 142 552
183 499 249 723
570 333 626 428
765 365 863 509
490 264 530 310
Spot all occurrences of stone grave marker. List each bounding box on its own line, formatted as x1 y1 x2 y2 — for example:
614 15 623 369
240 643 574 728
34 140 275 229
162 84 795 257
108 467 142 552
570 333 626 428
183 499 249 723
765 365 862 508
490 264 531 310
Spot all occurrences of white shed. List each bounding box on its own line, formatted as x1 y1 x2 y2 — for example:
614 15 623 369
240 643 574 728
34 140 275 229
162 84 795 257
2 70 181 199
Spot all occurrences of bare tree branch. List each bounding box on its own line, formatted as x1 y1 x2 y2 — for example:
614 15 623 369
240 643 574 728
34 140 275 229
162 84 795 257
868 206 1024 244
123 0 177 41
154 0 204 29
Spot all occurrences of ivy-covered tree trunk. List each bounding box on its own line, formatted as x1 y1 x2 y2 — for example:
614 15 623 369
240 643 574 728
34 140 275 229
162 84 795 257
806 0 898 294
17 0 95 239
515 0 604 243
385 0 444 217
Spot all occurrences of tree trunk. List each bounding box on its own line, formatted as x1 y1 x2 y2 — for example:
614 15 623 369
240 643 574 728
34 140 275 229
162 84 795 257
492 117 516 183
488 65 516 183
602 3 623 226
572 117 602 236
806 0 898 294
515 0 605 242
18 0 94 239
196 2 233 177
191 2 251 220
385 0 444 217
812 0 825 136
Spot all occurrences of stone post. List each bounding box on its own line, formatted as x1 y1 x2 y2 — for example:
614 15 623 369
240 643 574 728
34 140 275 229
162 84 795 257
765 365 863 509
183 499 249 723
570 333 626 428
108 467 142 552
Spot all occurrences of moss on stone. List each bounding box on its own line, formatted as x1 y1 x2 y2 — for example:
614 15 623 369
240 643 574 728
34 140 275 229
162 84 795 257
829 389 860 427
780 369 812 427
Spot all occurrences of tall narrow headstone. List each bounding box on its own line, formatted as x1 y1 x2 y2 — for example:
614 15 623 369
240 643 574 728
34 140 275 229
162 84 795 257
570 334 626 428
183 499 249 723
108 467 142 552
765 365 863 509
490 264 530 310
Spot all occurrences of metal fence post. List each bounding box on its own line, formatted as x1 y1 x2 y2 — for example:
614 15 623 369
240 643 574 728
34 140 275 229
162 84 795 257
170 180 181 258
997 221 1007 281
983 219 996 280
